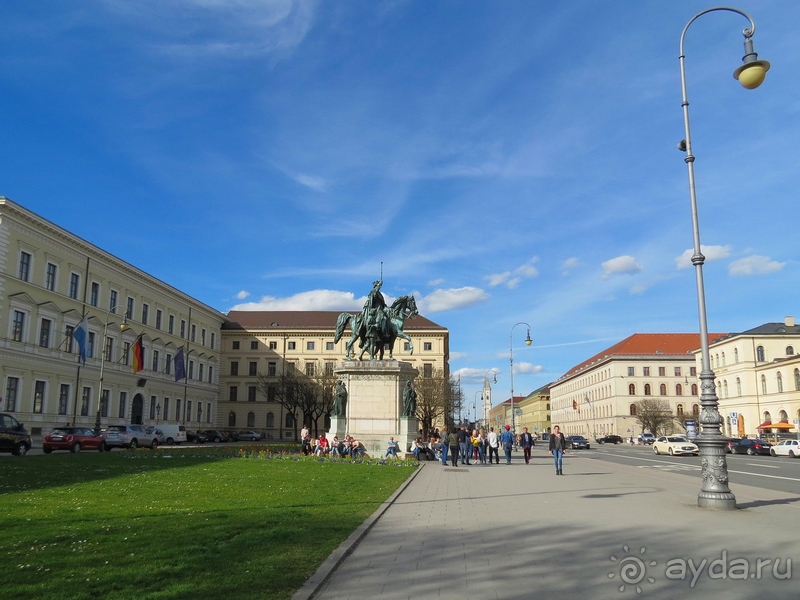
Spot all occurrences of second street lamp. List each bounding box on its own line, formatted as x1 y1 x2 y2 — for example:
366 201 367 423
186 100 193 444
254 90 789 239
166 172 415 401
509 322 532 434
678 6 770 510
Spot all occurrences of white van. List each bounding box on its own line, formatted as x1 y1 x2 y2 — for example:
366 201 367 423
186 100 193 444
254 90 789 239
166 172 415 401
156 424 187 445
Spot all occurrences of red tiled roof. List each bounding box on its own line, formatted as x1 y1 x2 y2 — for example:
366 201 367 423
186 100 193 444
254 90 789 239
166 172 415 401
224 310 446 331
559 333 726 380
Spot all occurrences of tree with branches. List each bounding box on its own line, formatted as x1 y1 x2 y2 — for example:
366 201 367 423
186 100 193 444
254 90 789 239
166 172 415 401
633 398 676 437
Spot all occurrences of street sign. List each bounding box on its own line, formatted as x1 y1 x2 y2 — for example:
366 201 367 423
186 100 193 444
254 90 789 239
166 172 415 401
685 419 698 440
515 408 523 415
534 427 538 432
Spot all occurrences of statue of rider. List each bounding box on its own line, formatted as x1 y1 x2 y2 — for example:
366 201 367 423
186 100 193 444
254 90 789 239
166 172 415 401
362 279 387 343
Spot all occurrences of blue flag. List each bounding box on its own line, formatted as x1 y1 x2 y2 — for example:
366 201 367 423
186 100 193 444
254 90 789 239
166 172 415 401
72 317 89 365
174 347 186 382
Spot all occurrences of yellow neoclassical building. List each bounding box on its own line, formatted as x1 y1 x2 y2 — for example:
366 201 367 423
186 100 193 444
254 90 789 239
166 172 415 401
219 311 450 440
0 197 227 435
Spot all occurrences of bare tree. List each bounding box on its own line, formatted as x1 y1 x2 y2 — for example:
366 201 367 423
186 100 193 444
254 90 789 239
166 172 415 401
413 369 452 438
256 369 303 441
633 398 675 437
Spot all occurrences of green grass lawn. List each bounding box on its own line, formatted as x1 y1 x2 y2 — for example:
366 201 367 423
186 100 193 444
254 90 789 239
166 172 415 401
0 451 415 599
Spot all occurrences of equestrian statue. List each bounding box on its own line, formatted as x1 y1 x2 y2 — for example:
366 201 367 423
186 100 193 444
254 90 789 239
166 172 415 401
334 280 418 361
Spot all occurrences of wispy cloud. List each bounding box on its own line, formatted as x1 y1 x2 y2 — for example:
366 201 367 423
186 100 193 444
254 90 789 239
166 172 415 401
485 257 539 289
416 287 490 313
452 367 502 380
675 245 732 269
230 289 360 311
728 255 786 277
235 290 250 300
601 255 643 278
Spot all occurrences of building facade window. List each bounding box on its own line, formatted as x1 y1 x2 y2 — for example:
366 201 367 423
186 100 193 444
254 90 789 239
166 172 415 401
186 401 192 421
248 386 256 402
126 297 134 319
761 374 767 395
676 404 684 416
33 381 46 413
232 341 240 350
777 372 783 393
230 361 239 376
207 403 212 424
628 383 636 395
326 341 334 351
269 341 277 350
69 273 80 299
692 404 699 416
676 384 683 396
659 384 667 395
5 377 19 411
229 412 236 427
81 386 91 416
210 332 215 349
305 362 315 377
119 392 127 419
795 369 800 391
787 346 795 356
266 412 275 427
180 320 186 339
87 332 95 359
12 310 26 342
188 360 194 379
268 362 276 376
723 380 729 398
201 328 206 346
18 251 31 281
325 362 334 376
168 315 175 334
100 389 110 417
424 342 432 351
757 346 766 362
643 367 650 376
247 412 255 427
104 336 113 362
250 341 258 350
628 367 635 376
629 404 636 416
287 342 296 350
674 367 682 377
39 318 52 348
285 412 294 428
736 377 742 396
229 386 238 401
199 364 204 381
141 304 149 326
90 282 99 307
658 367 666 377
691 383 698 396
190 324 196 342
166 354 172 375
58 383 70 415
109 290 118 313
644 383 651 395
306 341 315 351
152 350 159 372
423 364 433 378
123 342 130 366
249 362 257 377
156 310 162 330
208 366 213 383
65 325 74 353
46 263 57 291
721 352 726 366
690 367 697 376
175 399 182 421
163 398 170 421
734 348 739 363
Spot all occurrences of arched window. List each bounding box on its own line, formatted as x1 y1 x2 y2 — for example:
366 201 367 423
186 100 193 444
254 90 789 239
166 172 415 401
691 384 698 396
659 384 667 395
734 348 739 363
228 411 236 427
787 346 795 356
266 412 275 427
247 411 255 427
629 404 637 416
677 404 684 416
723 380 728 398
757 346 765 362
710 355 714 369
764 410 772 423
779 410 788 422
628 383 636 396
736 377 742 396
676 384 683 396
761 374 767 395
644 383 651 396
692 404 699 416
795 369 800 391
777 372 784 393
721 352 726 366
285 412 294 428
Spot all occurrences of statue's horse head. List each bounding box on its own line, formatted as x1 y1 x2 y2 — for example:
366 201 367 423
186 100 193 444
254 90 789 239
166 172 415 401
390 295 418 318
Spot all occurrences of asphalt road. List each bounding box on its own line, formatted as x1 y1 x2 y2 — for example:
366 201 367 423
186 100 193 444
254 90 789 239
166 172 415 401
576 442 800 496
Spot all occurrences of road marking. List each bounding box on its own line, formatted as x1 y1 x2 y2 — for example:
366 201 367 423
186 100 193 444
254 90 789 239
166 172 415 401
746 462 779 468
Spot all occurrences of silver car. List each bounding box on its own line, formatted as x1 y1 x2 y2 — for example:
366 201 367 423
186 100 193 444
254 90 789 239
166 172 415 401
103 424 159 450
238 430 262 441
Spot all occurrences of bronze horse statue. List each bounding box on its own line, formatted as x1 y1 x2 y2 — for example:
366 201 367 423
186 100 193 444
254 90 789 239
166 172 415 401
334 295 418 360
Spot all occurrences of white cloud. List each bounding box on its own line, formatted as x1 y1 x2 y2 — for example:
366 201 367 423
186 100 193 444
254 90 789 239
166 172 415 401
452 367 502 380
427 278 444 286
514 362 544 374
486 257 539 289
293 173 327 192
417 287 490 313
448 351 468 361
561 257 580 270
235 290 250 299
675 245 732 269
601 255 643 278
230 289 360 311
728 255 786 277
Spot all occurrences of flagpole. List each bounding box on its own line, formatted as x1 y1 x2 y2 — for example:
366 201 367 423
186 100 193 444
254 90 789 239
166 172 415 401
71 256 91 426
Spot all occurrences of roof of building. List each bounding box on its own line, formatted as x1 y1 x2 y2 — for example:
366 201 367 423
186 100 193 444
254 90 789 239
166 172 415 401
557 333 725 382
223 310 446 331
712 319 800 342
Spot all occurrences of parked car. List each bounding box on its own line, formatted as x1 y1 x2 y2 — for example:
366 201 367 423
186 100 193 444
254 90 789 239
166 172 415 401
730 438 772 456
201 430 228 443
771 439 800 458
637 433 655 445
596 435 624 445
653 435 699 456
102 425 159 450
146 427 165 444
43 427 105 453
0 413 32 456
238 430 262 441
566 435 590 449
153 424 187 445
186 431 207 443
225 430 240 442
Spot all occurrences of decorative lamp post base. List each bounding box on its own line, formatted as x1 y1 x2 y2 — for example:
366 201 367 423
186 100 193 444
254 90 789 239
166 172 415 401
696 437 737 510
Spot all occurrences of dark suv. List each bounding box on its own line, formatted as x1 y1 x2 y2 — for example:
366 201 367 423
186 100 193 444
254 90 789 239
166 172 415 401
596 435 624 445
0 413 32 455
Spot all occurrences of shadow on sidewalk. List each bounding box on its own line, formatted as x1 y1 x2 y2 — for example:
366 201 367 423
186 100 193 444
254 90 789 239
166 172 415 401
736 496 800 509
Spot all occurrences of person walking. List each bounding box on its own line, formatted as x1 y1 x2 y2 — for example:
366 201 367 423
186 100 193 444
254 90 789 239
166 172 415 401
549 425 567 475
499 425 515 464
487 427 499 464
457 425 471 465
520 427 535 464
448 428 460 467
439 429 449 465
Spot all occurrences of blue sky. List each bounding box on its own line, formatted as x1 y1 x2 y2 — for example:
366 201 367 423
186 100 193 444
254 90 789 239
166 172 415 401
2 1 798 417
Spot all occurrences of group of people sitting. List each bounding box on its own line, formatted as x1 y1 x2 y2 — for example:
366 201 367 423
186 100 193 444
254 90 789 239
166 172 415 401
385 436 437 460
301 431 367 458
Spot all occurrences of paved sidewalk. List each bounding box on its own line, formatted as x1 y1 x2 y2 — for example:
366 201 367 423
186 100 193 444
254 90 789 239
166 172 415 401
302 447 800 600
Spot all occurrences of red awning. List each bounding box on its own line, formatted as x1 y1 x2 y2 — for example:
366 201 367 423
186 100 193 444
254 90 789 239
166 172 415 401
757 420 795 430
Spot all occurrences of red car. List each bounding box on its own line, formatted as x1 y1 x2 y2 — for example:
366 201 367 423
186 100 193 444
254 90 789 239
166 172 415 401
43 427 106 453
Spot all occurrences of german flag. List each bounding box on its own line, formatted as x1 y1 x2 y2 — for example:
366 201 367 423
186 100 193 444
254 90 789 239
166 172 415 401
572 399 578 411
132 336 144 373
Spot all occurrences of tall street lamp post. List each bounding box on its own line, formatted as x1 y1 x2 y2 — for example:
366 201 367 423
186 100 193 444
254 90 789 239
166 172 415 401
95 306 128 433
509 322 532 434
679 6 769 510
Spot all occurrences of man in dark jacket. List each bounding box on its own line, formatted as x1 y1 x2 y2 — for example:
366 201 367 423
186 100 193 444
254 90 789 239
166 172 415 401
548 425 567 475
456 425 471 465
519 427 535 464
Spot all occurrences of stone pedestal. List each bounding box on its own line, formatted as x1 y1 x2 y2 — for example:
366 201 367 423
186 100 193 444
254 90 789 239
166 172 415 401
327 360 418 456
327 416 347 442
